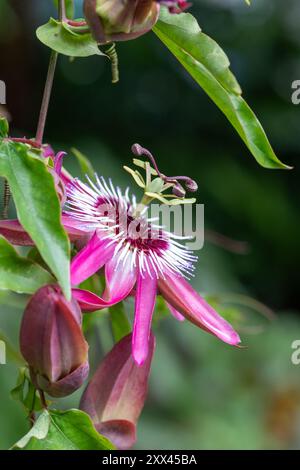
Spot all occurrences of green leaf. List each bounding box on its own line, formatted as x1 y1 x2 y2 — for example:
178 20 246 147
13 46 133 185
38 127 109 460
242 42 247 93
0 236 54 294
11 368 43 412
12 409 115 450
153 10 289 170
0 116 9 137
71 147 95 179
0 141 71 298
36 18 104 57
0 329 24 365
109 302 131 343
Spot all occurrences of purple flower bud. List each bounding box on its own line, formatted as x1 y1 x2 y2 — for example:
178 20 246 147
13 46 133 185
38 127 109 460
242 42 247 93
80 332 155 449
20 285 89 398
84 0 160 44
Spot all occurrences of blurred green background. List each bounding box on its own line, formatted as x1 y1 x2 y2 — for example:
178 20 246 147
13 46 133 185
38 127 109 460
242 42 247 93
1 0 300 450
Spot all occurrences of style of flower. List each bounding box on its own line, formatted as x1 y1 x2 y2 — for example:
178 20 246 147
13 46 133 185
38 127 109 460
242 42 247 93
65 173 241 366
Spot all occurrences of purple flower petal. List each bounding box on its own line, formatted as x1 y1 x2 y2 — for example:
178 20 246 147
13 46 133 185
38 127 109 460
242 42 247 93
166 301 185 322
0 219 34 246
103 252 137 302
71 232 115 286
0 217 87 246
132 272 157 366
72 287 132 311
158 273 241 346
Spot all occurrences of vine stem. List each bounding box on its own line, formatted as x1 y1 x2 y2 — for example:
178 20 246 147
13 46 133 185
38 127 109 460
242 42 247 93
35 0 66 145
39 390 48 410
58 0 67 22
35 50 58 146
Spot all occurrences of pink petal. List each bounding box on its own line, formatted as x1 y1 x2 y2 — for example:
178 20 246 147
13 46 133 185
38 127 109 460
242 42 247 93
158 273 241 346
0 219 34 246
80 333 155 450
54 151 66 177
61 215 88 242
103 253 137 302
166 302 185 322
132 272 157 366
0 218 87 246
72 287 132 312
71 232 115 286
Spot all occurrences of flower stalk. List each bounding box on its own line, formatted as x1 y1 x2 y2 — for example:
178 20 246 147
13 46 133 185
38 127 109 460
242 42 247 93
35 0 67 145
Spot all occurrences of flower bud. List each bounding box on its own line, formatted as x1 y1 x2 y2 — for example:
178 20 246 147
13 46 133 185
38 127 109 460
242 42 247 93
84 0 160 44
20 285 89 398
80 332 155 449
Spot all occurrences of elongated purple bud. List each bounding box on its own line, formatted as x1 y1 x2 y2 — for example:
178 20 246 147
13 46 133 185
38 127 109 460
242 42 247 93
20 285 89 398
80 332 155 449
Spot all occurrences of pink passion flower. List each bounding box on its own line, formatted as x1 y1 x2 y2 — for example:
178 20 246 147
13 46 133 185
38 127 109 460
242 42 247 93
65 175 241 366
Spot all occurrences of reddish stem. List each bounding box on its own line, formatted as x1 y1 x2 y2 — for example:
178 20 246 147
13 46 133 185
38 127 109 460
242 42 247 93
7 137 42 149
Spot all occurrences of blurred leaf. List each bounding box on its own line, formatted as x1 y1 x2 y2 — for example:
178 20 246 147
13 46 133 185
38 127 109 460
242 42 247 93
71 147 95 179
0 329 24 365
109 302 131 343
12 409 115 450
11 368 43 412
0 236 54 294
0 116 8 137
36 18 104 57
0 141 71 298
153 10 289 169
152 295 170 326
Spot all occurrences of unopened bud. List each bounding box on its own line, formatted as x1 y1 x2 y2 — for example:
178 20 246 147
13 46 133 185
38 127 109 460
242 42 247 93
84 0 160 45
80 333 155 449
20 285 89 398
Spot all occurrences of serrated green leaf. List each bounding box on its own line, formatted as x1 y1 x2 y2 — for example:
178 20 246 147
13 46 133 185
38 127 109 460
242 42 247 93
12 409 115 450
0 236 54 294
0 141 71 298
36 18 104 57
109 302 131 343
154 10 289 169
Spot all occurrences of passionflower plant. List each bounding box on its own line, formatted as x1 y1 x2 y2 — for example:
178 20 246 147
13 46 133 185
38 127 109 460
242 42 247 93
20 285 89 398
84 0 191 44
65 145 241 366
